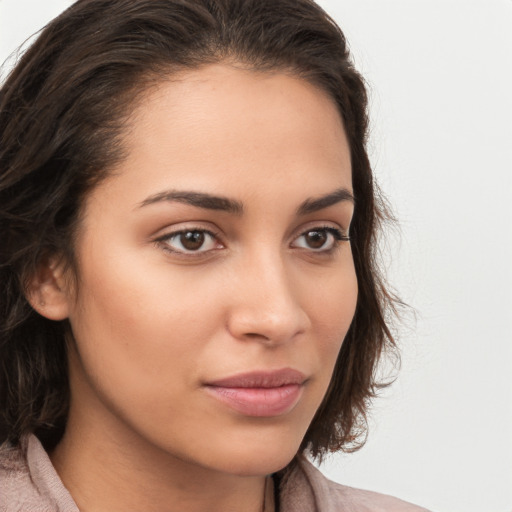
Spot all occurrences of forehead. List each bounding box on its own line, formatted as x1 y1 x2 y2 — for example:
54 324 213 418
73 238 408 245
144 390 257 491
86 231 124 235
91 63 352 211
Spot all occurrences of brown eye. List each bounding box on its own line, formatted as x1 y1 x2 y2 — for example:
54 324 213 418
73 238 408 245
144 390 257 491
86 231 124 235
159 229 220 254
304 230 328 249
292 227 347 252
180 231 205 251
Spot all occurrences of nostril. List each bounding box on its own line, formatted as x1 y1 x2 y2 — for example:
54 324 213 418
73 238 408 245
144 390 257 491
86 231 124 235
244 332 271 340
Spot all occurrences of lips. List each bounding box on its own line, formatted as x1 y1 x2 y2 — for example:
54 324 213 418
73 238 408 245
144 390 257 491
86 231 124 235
204 368 306 417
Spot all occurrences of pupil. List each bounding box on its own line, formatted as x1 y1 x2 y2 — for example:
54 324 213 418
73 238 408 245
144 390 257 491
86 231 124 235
181 231 205 250
306 230 327 249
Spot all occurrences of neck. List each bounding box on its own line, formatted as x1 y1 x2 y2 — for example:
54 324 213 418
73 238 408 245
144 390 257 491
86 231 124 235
51 405 271 512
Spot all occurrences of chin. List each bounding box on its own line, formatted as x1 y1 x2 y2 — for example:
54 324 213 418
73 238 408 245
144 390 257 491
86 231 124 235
219 452 299 477
199 430 306 477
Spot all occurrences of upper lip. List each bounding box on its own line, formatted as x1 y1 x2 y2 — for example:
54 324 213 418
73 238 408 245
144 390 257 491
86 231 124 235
205 368 307 388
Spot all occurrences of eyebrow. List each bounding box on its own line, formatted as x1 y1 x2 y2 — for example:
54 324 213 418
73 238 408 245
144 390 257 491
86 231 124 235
296 188 355 215
139 187 354 215
139 190 244 215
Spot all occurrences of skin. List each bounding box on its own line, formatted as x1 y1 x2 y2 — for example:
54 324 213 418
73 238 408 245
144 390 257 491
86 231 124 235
34 63 358 512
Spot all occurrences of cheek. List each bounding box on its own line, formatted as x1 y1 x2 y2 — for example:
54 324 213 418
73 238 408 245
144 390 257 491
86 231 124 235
67 248 224 395
309 261 358 369
66 260 224 445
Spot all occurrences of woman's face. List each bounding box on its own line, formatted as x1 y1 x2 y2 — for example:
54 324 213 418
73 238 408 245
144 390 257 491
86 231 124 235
61 64 357 476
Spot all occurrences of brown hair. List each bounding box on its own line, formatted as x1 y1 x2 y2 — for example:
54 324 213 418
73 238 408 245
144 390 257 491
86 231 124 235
0 0 397 459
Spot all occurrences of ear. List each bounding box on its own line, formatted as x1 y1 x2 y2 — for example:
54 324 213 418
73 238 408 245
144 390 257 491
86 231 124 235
26 255 71 321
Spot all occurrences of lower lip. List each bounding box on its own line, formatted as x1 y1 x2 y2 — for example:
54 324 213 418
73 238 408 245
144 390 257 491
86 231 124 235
204 384 303 417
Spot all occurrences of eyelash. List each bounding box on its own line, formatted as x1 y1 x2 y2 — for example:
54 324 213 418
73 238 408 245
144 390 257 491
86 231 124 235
154 225 350 257
155 228 222 256
292 226 350 253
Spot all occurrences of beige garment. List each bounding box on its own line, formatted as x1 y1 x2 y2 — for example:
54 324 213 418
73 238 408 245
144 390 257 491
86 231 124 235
0 435 430 512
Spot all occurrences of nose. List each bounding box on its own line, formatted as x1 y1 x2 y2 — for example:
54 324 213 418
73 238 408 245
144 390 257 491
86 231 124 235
226 254 311 346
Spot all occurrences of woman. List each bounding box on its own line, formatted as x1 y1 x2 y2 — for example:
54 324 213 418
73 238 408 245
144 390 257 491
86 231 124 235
0 0 429 510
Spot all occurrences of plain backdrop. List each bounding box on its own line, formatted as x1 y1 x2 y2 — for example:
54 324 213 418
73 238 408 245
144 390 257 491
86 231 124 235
1 1 511 512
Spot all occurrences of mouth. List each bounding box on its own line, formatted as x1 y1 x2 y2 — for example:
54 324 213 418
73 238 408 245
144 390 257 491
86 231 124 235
203 368 307 417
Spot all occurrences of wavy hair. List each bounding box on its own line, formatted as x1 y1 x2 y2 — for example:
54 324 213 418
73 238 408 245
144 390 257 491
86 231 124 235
0 0 397 458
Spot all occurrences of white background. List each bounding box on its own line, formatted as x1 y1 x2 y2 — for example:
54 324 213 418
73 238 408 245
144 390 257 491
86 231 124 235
1 1 511 512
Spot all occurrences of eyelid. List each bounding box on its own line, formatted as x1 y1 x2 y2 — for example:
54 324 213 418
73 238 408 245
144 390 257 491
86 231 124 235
291 224 350 252
293 221 350 240
152 221 350 258
153 225 224 256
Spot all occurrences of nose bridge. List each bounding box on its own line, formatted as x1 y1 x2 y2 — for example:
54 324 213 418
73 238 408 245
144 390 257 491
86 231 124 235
227 245 310 344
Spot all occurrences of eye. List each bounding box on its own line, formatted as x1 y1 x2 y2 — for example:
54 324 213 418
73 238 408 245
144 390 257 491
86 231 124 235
292 227 349 252
156 229 221 254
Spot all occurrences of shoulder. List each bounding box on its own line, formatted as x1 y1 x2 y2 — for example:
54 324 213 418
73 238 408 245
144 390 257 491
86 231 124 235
0 435 78 512
281 457 432 512
0 439 39 511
